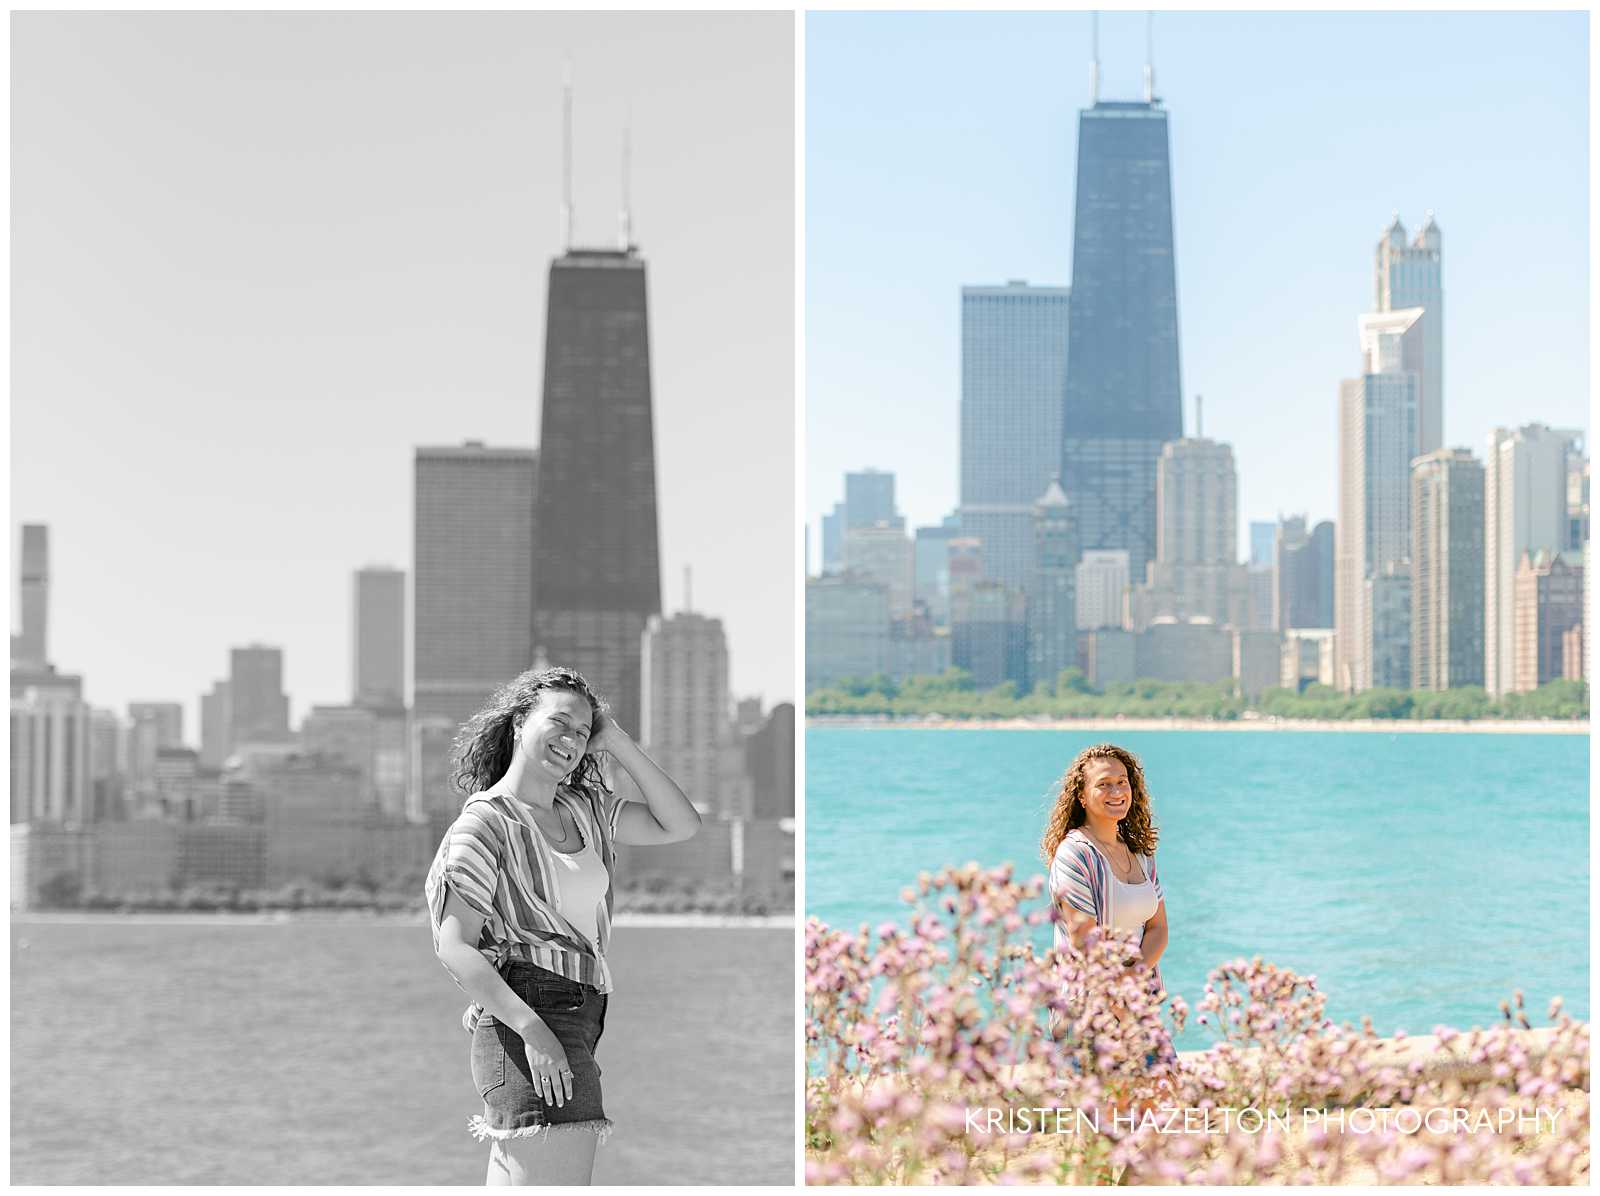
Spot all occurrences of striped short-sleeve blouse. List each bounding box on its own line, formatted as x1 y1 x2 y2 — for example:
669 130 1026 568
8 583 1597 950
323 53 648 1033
1048 828 1165 987
425 783 625 1001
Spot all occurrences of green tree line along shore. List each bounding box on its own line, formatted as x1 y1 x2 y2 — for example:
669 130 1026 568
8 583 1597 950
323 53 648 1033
806 669 1589 722
27 873 791 918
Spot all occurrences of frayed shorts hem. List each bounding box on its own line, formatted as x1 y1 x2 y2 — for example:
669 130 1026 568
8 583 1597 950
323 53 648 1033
468 1114 614 1147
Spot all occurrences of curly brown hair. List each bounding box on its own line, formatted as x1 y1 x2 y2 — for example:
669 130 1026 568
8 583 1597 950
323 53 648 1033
451 666 610 800
1040 743 1159 864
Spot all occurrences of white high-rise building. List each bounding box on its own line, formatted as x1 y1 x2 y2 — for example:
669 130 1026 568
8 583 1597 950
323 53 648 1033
1026 479 1078 691
1076 550 1131 631
1336 309 1418 692
1137 438 1248 629
11 685 91 824
1358 307 1425 394
641 612 730 817
1375 212 1443 454
1410 449 1485 691
959 282 1071 591
1154 438 1237 565
1484 424 1583 696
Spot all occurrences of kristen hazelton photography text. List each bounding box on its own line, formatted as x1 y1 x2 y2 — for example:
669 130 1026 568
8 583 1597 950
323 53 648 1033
803 8 1588 1189
11 11 794 1187
963 1104 1573 1138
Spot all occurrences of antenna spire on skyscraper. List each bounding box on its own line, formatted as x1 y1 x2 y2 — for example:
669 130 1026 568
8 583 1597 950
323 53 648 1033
561 62 575 251
1195 393 1203 439
1089 12 1100 105
619 105 633 252
1144 11 1155 103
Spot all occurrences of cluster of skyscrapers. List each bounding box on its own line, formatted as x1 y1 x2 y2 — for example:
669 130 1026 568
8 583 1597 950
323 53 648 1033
1334 217 1587 696
807 78 1587 703
13 223 794 909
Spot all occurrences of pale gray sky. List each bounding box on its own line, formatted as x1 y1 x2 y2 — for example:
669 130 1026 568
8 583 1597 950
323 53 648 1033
12 12 796 734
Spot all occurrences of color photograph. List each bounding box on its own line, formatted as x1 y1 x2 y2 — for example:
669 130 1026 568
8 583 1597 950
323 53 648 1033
12 11 794 1185
804 10 1589 1185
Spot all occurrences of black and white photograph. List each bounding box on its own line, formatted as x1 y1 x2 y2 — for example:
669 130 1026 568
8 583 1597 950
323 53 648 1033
11 11 795 1185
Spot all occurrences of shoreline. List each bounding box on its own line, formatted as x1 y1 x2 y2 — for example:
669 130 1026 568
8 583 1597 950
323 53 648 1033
808 714 1589 735
11 910 795 929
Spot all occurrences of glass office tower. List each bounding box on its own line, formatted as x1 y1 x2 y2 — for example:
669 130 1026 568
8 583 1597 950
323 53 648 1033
1061 99 1183 581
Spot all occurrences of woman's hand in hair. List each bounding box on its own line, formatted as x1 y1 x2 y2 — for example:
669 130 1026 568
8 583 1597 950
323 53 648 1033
588 711 632 755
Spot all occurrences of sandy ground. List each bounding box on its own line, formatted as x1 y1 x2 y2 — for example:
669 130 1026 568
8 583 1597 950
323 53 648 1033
810 714 1588 734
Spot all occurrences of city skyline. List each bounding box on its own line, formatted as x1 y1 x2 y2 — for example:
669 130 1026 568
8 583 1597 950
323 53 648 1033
806 10 1588 564
12 12 796 732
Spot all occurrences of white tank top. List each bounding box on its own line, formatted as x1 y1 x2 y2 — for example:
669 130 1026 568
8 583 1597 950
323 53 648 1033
549 825 609 948
1108 868 1160 934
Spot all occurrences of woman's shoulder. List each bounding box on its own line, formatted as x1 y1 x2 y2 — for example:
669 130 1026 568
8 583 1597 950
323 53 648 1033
452 793 509 835
1052 829 1095 863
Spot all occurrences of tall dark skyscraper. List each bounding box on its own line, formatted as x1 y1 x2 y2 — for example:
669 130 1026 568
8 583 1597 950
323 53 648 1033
1061 97 1183 581
533 248 661 734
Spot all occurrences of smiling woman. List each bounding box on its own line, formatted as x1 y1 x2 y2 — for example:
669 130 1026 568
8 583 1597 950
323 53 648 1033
425 665 702 1186
1042 743 1175 1070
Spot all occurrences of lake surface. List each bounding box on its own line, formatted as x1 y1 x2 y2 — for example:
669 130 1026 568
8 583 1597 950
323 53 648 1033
805 727 1589 1046
10 921 793 1184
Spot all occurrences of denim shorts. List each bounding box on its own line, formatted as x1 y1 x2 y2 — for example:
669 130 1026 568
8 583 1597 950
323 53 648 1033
467 961 610 1141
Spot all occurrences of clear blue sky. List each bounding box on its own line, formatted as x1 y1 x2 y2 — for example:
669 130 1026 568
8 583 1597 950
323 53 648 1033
806 9 1590 563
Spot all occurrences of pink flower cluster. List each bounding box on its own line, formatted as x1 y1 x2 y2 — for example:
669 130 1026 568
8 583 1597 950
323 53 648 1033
804 865 1590 1185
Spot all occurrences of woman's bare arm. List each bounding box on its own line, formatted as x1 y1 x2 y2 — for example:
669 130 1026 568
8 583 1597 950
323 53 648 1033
434 889 542 1036
434 889 578 1104
1137 898 1168 970
1058 896 1098 953
595 718 702 846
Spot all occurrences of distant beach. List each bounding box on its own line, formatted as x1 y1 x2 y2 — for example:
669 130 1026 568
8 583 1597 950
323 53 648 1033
809 714 1588 734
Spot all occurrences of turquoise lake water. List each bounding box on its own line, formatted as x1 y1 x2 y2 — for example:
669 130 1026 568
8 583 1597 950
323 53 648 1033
805 726 1589 1047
